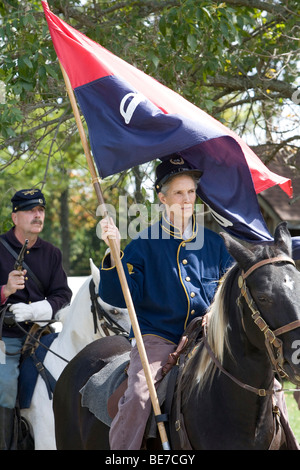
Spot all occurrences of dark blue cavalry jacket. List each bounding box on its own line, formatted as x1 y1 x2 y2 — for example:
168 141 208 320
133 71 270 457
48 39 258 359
0 228 72 338
99 215 233 345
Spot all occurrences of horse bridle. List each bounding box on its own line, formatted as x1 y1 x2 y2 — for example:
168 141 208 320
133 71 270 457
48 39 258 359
89 279 129 338
175 257 300 450
237 255 300 381
200 254 300 400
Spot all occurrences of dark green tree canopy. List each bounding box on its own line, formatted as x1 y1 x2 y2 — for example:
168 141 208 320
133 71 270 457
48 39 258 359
0 0 299 273
1 1 299 163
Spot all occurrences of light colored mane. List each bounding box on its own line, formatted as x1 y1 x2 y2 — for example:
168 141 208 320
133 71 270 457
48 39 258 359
54 276 92 325
183 267 235 396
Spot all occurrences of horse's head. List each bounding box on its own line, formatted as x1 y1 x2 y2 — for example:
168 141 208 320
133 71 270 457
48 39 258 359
221 222 300 386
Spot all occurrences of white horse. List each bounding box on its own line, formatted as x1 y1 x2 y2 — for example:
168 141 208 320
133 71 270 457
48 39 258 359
20 259 130 450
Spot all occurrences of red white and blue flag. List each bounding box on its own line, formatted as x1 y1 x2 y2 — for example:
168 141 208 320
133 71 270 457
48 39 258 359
42 1 300 257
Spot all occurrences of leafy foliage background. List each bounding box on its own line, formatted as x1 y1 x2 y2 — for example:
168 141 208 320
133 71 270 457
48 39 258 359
0 0 299 274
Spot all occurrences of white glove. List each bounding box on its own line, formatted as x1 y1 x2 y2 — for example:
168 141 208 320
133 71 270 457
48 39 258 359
9 300 53 326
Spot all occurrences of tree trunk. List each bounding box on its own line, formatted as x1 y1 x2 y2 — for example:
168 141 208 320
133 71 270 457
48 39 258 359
60 188 70 274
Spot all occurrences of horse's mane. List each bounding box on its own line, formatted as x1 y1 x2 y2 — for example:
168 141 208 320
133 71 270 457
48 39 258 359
54 276 92 325
181 242 284 400
181 264 238 399
55 303 71 324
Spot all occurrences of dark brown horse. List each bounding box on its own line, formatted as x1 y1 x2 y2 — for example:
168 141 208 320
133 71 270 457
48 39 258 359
53 223 300 449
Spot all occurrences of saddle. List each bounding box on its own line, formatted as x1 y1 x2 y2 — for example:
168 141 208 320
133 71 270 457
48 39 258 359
19 325 58 408
80 317 203 446
108 317 203 419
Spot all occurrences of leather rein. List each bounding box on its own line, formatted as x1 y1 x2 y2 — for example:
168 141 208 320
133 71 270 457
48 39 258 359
88 279 129 338
0 280 128 361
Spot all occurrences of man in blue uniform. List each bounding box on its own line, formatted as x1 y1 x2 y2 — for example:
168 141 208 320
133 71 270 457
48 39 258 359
99 156 233 450
0 189 72 449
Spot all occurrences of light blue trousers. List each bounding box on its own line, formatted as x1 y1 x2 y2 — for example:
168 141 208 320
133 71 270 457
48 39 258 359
0 336 25 409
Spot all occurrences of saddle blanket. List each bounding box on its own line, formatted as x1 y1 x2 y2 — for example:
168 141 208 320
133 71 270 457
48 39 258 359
18 333 58 409
80 352 171 438
80 352 130 427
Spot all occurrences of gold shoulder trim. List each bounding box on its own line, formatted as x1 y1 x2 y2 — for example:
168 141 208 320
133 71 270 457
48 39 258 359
101 250 124 270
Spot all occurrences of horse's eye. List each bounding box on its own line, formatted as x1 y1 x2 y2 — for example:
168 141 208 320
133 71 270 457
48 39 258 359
257 296 268 303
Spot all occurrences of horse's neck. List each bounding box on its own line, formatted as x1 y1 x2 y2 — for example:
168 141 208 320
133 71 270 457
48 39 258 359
180 278 277 449
181 320 275 450
225 298 275 392
56 290 96 358
219 302 275 445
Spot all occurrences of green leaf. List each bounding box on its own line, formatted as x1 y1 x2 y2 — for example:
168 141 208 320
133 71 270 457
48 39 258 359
6 127 16 137
149 52 160 69
187 34 197 51
159 16 167 36
202 7 212 20
45 64 59 80
23 14 37 27
23 56 33 69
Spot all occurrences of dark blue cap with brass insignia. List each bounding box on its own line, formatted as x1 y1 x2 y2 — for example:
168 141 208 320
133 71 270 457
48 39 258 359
11 189 46 213
155 154 202 193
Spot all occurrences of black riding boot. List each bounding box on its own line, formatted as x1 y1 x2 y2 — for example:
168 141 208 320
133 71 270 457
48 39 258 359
0 406 17 450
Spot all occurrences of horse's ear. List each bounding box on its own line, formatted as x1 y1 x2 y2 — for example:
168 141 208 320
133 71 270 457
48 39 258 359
89 258 100 289
220 232 255 269
274 222 292 256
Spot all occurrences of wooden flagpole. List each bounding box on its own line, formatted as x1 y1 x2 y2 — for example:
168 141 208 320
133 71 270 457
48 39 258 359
59 62 171 450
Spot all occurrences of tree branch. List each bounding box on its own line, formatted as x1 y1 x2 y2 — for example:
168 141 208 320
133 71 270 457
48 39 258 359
218 0 294 16
206 73 298 100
